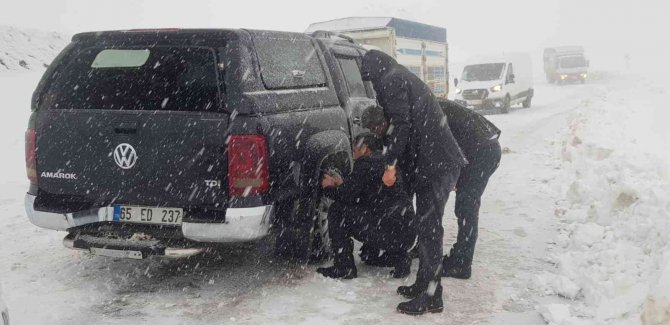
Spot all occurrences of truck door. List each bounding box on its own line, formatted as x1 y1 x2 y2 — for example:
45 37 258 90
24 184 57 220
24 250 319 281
33 43 230 207
505 63 519 101
329 46 377 141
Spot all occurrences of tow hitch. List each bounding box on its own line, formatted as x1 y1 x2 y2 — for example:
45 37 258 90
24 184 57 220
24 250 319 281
63 233 206 259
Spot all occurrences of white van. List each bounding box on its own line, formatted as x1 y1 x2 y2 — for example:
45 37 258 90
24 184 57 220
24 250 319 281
453 53 533 113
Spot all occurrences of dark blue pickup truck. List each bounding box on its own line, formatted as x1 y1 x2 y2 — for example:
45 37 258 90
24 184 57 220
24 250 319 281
25 28 377 260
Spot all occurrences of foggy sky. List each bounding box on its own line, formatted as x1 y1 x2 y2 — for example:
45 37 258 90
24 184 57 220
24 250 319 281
1 0 668 72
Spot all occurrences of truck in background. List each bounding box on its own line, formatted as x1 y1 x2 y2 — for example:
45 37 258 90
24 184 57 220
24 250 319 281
543 46 589 84
453 52 534 114
306 17 450 97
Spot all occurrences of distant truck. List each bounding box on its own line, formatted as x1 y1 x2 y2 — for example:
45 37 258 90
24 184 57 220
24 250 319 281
543 46 589 84
306 17 450 97
453 53 534 114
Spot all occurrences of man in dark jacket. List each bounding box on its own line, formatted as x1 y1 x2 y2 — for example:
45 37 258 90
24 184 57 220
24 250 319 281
363 102 502 278
317 133 416 280
360 50 467 315
438 100 501 279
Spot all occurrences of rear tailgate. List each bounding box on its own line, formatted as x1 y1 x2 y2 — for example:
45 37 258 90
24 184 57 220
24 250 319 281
34 40 230 207
36 110 228 206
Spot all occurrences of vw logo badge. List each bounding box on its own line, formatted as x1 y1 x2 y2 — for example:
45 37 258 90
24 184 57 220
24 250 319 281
114 143 138 169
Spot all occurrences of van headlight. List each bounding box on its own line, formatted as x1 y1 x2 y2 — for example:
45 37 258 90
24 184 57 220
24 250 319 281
454 88 461 94
581 73 588 78
490 84 502 92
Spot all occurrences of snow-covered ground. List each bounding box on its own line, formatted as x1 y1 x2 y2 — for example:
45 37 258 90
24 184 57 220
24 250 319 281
0 67 668 324
538 74 670 325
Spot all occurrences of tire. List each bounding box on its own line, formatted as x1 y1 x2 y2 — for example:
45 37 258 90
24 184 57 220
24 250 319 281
309 194 332 261
501 95 511 114
522 94 532 108
273 198 304 259
274 167 339 262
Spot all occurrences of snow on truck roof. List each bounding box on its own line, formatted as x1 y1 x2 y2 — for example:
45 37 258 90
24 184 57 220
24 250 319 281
544 46 585 54
72 28 313 41
306 17 447 44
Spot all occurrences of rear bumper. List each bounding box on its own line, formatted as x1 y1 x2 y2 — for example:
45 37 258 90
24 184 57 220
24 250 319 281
181 206 273 243
62 234 207 259
25 194 273 243
455 98 505 110
557 73 587 82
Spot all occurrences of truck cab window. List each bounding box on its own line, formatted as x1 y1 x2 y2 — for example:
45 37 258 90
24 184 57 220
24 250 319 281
254 38 327 89
506 63 515 83
336 56 367 98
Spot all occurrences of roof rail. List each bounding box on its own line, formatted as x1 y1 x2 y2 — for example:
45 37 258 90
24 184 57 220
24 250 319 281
310 30 356 44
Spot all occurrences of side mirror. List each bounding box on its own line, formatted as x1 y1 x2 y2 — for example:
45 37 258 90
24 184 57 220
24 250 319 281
507 74 515 84
454 78 459 87
586 60 590 67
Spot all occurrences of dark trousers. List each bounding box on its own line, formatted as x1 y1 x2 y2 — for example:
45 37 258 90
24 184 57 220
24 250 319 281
450 140 501 267
414 170 460 294
328 201 415 268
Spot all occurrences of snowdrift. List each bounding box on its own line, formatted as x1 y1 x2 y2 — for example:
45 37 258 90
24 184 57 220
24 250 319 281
538 75 670 324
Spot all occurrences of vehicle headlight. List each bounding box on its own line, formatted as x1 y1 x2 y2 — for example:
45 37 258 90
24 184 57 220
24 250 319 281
560 74 568 80
490 84 502 92
454 88 461 94
581 73 588 78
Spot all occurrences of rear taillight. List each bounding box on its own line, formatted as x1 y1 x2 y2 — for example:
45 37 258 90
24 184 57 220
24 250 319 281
228 135 269 197
25 128 37 185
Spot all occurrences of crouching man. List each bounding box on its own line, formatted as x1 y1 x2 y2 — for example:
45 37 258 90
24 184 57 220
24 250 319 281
317 133 416 280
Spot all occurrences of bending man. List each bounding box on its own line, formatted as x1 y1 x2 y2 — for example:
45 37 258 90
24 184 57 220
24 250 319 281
360 50 467 315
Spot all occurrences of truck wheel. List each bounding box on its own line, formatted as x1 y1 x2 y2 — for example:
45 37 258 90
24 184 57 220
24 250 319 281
309 194 332 261
522 95 532 108
273 198 302 259
274 196 328 261
501 95 511 114
274 167 340 262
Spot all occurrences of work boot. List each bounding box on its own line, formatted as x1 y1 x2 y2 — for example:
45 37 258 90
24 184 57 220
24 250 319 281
397 283 422 299
441 254 471 279
359 244 394 267
316 265 357 279
390 254 412 278
397 283 444 315
317 239 357 279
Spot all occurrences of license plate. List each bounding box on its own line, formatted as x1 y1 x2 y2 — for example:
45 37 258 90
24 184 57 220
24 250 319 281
467 100 483 105
113 205 183 225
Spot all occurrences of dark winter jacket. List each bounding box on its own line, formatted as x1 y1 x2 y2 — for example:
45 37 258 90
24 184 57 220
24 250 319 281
323 153 411 209
438 99 501 160
361 50 468 190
